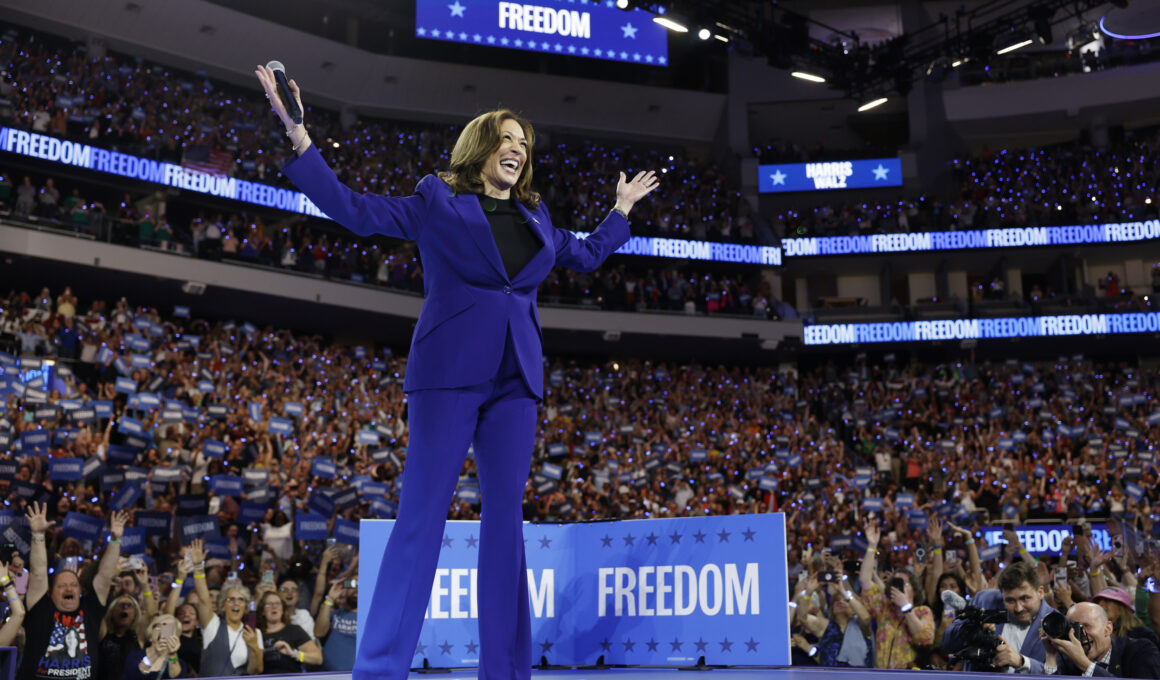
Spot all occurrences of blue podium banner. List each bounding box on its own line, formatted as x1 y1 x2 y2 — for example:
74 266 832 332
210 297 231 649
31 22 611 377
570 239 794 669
758 158 902 193
415 0 669 66
358 514 788 667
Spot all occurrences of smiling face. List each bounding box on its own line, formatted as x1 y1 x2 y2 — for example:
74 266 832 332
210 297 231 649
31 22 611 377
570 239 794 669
220 586 250 624
479 118 528 199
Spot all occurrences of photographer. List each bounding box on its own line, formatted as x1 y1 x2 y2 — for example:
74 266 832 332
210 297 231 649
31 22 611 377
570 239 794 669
943 560 1056 673
1040 602 1160 678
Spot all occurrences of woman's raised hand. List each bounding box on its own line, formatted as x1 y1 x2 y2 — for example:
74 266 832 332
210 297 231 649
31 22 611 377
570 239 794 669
254 64 305 132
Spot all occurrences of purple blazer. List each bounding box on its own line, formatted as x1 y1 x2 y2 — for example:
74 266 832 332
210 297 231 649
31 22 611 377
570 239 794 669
282 145 630 398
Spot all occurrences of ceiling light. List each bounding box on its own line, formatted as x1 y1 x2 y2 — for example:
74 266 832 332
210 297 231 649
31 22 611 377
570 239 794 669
653 16 688 33
791 71 826 83
858 97 888 112
616 0 629 8
697 28 711 40
996 38 1033 55
714 34 729 43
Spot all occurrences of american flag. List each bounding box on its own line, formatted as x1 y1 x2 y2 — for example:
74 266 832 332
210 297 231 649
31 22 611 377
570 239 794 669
182 144 233 177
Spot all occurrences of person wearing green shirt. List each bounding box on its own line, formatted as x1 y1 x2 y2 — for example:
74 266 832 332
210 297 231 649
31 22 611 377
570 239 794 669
138 214 155 245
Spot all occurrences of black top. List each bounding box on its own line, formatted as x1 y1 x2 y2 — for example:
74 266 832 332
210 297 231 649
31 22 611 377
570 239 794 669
18 591 107 680
261 624 313 675
478 194 542 279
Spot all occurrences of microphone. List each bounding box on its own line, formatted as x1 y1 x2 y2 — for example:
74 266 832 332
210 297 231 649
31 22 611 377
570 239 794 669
265 60 302 125
942 589 968 614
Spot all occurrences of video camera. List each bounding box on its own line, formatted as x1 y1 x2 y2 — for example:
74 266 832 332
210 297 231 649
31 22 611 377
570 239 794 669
943 592 1009 671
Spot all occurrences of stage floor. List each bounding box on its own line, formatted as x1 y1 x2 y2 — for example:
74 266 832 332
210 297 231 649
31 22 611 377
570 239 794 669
247 666 1008 680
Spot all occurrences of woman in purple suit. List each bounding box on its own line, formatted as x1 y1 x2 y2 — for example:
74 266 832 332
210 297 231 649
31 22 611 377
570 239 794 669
255 66 658 680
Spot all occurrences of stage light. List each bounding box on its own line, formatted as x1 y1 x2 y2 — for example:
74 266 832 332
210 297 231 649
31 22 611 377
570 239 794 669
714 34 729 43
697 27 711 40
616 0 629 8
653 16 688 33
791 71 825 83
858 97 888 112
996 37 1033 55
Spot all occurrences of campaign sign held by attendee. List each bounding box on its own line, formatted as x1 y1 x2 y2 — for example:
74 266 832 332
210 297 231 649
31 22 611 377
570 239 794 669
152 467 184 485
48 458 84 481
308 492 337 517
203 439 227 458
358 514 789 666
210 474 244 497
312 457 336 479
62 512 104 543
334 518 360 546
180 515 220 544
110 482 143 511
177 493 209 516
136 512 172 537
295 511 329 540
120 527 146 555
268 417 293 435
238 502 268 526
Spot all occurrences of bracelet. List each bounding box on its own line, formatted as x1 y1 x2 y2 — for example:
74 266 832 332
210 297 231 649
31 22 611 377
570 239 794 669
1089 571 1101 578
109 539 121 544
933 548 943 555
194 573 206 580
900 603 914 613
143 591 153 598
611 207 628 220
965 539 975 545
867 548 876 554
323 598 334 608
0 575 9 585
298 650 305 663
142 655 153 667
174 579 184 586
31 534 45 543
168 656 179 663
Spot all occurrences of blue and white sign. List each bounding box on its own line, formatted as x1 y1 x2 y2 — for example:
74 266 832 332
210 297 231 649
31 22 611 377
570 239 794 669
805 312 1160 345
415 0 669 66
358 514 789 666
782 220 1160 257
759 158 901 194
981 524 1111 556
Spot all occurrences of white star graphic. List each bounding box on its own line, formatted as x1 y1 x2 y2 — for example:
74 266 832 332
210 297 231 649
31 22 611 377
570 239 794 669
500 37 509 45
459 31 468 40
658 56 666 64
567 45 576 53
541 41 550 49
487 35 496 43
619 51 628 59
448 1 466 17
771 170 787 185
514 38 523 47
621 23 638 39
872 164 890 180
632 52 641 61
416 27 427 36
431 28 441 37
594 48 602 56
645 54 653 62
581 46 589 54
473 33 482 42
554 43 563 51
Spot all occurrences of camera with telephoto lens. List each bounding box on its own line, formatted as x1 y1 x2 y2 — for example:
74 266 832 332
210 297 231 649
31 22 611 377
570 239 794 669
945 603 1009 671
1042 611 1090 646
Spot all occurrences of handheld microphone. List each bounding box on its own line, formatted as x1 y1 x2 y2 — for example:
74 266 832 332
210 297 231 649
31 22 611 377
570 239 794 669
265 60 303 125
942 589 968 614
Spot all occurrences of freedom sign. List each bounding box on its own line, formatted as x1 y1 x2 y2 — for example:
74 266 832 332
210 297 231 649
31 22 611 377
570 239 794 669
357 514 788 667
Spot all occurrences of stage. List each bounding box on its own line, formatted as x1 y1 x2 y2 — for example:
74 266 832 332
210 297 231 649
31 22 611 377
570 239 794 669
246 667 1005 680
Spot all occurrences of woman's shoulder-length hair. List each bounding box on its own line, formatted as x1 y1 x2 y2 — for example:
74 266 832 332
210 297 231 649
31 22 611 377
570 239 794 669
438 109 542 210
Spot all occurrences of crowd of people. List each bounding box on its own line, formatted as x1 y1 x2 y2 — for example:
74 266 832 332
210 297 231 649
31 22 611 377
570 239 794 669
2 284 1160 676
0 23 757 246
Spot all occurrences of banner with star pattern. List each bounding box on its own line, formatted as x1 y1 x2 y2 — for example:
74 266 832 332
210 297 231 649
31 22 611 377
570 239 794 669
758 158 903 193
415 0 669 66
357 514 789 667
